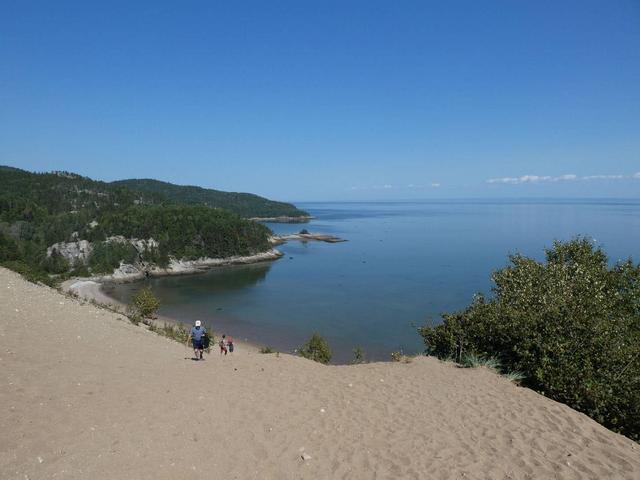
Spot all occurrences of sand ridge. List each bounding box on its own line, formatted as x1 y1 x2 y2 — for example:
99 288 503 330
1 267 638 479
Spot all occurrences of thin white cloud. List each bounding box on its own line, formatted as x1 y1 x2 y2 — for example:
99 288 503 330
554 174 577 181
349 182 442 191
487 172 639 184
582 175 624 180
486 174 576 184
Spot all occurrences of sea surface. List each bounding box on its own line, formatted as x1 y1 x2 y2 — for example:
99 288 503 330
103 199 640 363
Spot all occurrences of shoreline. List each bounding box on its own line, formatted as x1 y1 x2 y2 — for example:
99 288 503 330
62 277 261 353
249 215 314 223
59 248 288 355
57 231 347 356
66 248 284 285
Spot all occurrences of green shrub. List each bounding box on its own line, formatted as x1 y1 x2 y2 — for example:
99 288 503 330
298 333 332 364
158 323 191 344
40 249 70 274
391 351 413 363
70 261 90 277
460 352 501 370
131 287 160 319
0 260 57 287
504 371 526 383
142 245 170 268
419 238 640 440
352 346 365 364
0 231 19 261
260 346 275 354
127 312 142 325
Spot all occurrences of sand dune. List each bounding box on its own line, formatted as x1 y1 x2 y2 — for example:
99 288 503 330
1 267 638 479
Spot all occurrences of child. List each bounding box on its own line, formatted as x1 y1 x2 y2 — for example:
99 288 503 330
227 335 234 353
219 334 228 355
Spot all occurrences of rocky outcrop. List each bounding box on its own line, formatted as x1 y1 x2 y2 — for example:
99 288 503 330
47 240 93 264
49 235 285 281
90 249 284 282
105 236 159 254
270 233 347 244
47 237 160 266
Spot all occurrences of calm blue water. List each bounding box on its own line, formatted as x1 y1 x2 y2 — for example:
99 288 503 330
103 199 640 363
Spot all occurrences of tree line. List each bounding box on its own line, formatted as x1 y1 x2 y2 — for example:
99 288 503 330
0 166 273 282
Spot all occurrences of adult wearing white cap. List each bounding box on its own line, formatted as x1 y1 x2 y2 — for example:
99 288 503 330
187 320 206 361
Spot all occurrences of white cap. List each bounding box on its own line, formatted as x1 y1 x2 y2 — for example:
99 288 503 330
195 320 202 327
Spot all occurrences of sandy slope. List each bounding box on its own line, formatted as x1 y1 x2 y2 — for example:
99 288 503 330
1 268 638 480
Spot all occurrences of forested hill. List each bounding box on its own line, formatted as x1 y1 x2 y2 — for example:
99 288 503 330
112 179 309 219
0 166 275 284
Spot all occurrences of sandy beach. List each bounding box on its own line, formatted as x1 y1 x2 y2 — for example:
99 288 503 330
61 277 261 354
1 267 639 480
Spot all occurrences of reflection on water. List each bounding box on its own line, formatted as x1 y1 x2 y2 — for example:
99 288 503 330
103 262 272 305
104 200 640 363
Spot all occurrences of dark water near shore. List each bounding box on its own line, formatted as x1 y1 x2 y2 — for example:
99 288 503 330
103 199 640 363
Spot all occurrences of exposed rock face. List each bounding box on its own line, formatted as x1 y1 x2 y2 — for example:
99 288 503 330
47 237 159 266
93 249 284 282
105 236 159 253
270 233 347 244
131 238 159 253
48 235 277 279
47 240 93 264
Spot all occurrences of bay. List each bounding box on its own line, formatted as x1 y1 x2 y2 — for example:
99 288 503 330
103 199 640 363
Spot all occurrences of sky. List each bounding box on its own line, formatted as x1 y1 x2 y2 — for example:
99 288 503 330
1 1 639 201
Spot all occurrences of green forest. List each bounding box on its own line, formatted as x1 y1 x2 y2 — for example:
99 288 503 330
0 166 275 284
113 178 309 219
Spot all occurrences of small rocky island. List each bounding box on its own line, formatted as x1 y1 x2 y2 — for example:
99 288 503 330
271 231 347 244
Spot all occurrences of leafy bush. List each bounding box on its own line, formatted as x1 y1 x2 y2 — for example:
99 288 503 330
419 238 640 440
0 260 57 286
40 249 70 274
70 260 90 277
298 333 332 364
131 287 160 319
127 312 142 326
0 230 19 261
352 346 365 364
260 346 275 354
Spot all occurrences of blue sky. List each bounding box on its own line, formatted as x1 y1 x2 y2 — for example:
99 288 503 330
1 1 639 201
